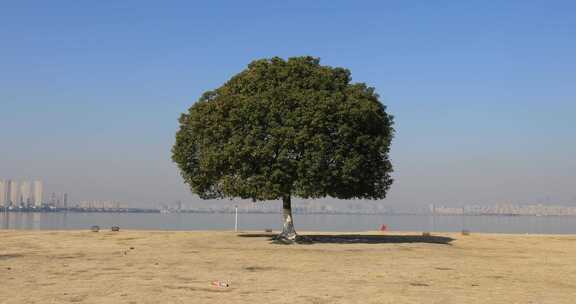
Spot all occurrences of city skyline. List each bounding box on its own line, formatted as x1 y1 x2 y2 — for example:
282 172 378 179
2 176 575 216
2 175 575 214
0 179 43 208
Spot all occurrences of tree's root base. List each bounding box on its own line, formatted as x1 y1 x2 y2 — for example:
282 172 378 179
272 234 312 245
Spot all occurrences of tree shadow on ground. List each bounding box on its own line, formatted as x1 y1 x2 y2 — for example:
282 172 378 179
238 233 454 245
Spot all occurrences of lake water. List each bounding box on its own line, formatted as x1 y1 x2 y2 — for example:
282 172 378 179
2 212 576 234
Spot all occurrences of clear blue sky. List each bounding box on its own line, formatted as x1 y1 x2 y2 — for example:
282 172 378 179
1 1 575 208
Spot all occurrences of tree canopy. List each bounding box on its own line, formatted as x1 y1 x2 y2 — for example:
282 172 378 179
172 56 394 204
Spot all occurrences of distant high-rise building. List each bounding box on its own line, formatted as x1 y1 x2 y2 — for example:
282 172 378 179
9 180 19 206
49 192 57 207
33 180 43 207
4 179 12 207
0 180 7 207
20 181 32 206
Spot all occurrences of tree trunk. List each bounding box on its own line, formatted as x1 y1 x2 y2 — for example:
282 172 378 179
276 195 297 242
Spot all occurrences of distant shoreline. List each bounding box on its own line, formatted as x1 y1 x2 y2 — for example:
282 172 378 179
3 208 576 218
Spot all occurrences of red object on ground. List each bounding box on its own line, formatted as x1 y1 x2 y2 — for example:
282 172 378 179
212 281 230 288
379 224 388 231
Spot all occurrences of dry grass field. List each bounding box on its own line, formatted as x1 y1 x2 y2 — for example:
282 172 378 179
1 230 575 304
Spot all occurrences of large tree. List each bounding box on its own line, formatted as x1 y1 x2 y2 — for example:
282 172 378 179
172 57 394 242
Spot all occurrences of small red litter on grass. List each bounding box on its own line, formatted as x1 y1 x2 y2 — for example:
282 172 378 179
211 281 230 288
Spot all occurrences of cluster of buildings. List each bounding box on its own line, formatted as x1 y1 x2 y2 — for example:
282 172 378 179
430 204 576 217
1 178 131 212
75 200 125 210
46 192 69 209
0 179 43 209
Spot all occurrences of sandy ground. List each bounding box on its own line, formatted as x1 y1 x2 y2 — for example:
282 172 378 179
1 230 575 304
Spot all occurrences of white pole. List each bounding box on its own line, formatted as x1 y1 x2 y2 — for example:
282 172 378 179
234 205 238 232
